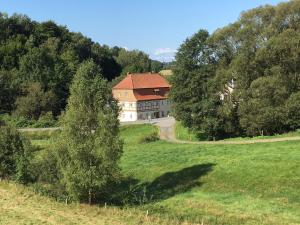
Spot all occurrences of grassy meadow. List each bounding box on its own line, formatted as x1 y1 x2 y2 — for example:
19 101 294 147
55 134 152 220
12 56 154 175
175 121 300 142
175 121 199 141
1 124 300 224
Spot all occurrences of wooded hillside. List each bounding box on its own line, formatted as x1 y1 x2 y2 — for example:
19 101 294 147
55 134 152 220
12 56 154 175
0 13 163 123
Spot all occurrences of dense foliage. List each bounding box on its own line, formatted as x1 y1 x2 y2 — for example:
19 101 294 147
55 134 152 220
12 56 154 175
171 0 300 139
0 13 163 123
0 122 32 183
56 61 123 204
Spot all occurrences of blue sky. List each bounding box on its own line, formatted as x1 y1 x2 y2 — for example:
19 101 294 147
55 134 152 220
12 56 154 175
1 0 286 61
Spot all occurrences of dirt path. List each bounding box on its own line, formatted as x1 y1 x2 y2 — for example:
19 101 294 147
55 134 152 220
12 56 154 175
18 127 61 132
155 117 300 145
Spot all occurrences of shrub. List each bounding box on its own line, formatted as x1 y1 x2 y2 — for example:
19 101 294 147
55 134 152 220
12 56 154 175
0 124 32 183
33 112 57 128
286 92 300 130
30 182 69 203
30 147 60 184
0 113 58 128
139 131 159 143
0 114 34 128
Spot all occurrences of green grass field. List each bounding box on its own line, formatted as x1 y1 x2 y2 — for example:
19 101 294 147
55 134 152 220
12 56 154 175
1 124 300 224
121 125 300 224
175 121 300 142
175 121 199 141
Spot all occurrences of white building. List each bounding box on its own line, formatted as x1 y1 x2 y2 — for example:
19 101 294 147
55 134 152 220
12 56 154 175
112 73 171 122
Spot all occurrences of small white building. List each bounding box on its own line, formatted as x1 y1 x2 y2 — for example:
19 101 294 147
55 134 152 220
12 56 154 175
112 73 171 122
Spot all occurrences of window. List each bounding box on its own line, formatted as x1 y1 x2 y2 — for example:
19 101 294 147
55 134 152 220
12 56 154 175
122 114 125 118
130 114 132 119
129 103 132 108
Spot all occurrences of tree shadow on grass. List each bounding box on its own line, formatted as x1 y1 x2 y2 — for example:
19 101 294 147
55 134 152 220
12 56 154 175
113 163 215 205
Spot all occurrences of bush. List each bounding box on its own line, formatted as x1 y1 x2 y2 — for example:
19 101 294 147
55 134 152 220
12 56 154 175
0 113 58 128
30 182 69 203
0 124 32 183
30 147 60 184
32 112 57 128
286 92 300 130
139 131 159 143
0 114 33 127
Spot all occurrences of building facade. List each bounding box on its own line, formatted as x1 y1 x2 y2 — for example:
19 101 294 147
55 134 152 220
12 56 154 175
112 73 171 122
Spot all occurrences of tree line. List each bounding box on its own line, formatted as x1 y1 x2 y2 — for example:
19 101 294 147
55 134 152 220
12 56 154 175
0 12 164 126
170 0 300 140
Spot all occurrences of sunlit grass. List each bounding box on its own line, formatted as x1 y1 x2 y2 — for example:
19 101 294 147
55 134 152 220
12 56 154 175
120 125 300 224
175 121 300 142
9 124 300 224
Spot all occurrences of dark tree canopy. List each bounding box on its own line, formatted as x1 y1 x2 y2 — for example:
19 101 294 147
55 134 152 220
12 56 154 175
0 13 163 120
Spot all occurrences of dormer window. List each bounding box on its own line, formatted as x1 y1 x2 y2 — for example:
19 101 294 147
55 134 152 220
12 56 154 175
154 88 160 95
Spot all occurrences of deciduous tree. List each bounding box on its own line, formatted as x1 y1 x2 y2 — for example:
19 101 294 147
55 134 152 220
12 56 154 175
57 60 123 204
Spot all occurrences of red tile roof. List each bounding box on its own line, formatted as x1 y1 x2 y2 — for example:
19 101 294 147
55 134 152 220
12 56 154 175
133 87 169 101
113 73 171 90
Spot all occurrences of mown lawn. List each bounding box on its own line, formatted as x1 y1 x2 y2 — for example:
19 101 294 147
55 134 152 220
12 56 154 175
4 125 300 225
121 125 300 225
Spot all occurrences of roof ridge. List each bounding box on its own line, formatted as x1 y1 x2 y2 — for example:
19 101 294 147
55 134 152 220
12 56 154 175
113 73 170 90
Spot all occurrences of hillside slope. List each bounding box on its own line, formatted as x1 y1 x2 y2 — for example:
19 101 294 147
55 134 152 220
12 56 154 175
0 181 190 225
2 124 300 225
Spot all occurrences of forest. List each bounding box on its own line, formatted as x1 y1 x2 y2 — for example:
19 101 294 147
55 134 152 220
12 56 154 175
0 12 164 127
171 0 300 139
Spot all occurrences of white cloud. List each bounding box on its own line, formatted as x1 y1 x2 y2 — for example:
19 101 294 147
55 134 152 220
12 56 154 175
154 48 177 56
151 48 177 62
